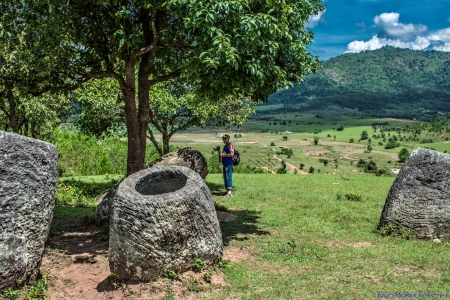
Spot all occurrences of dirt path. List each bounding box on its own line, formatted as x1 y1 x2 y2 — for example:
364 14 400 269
272 155 308 174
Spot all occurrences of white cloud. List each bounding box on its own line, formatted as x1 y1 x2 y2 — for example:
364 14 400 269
305 10 325 29
347 13 450 53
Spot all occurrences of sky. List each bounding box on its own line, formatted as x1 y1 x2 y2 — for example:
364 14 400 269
305 0 450 60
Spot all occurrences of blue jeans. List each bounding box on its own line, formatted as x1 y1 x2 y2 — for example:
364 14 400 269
223 165 233 190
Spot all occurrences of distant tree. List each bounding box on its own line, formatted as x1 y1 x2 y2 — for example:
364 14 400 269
309 166 315 173
364 160 378 173
357 159 367 168
398 148 410 163
277 167 287 174
283 136 288 141
349 138 355 143
322 159 329 166
384 138 400 149
360 130 368 140
313 136 319 145
300 163 305 170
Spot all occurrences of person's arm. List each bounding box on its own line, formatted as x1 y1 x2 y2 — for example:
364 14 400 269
228 143 234 157
220 143 234 158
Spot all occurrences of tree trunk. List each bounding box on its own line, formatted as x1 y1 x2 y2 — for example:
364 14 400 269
162 133 170 155
137 54 151 168
6 83 19 133
122 62 144 176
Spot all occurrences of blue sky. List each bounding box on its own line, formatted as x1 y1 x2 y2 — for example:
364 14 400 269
306 0 450 60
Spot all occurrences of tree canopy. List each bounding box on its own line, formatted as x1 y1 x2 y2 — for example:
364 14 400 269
22 0 324 175
0 0 73 136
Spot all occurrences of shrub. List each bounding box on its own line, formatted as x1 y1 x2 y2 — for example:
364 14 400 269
309 166 315 173
344 192 362 201
360 130 368 140
313 136 319 145
349 138 354 143
364 160 378 173
51 130 161 176
375 168 391 176
207 154 222 174
384 138 400 149
276 167 288 174
398 148 410 163
357 159 367 168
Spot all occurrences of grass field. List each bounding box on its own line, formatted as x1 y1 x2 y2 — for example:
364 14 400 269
39 172 450 299
169 115 450 176
5 114 450 299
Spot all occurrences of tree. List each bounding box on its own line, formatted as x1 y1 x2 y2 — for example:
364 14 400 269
0 1 71 137
73 79 126 140
146 80 254 155
398 148 410 163
313 136 319 145
27 0 324 175
360 130 368 140
74 79 254 155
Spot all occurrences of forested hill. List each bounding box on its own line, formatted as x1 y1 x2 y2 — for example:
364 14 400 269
266 46 450 119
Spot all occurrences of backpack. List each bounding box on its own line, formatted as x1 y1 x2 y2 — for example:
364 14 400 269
232 149 240 166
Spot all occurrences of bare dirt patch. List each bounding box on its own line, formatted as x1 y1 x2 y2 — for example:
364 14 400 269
319 240 373 249
223 246 255 263
385 118 414 123
41 224 228 299
393 265 439 278
348 241 373 248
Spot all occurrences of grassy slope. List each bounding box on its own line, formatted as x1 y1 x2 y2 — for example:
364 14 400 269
206 173 450 299
51 172 450 299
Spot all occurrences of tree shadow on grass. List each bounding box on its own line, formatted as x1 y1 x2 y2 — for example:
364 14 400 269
217 208 270 246
206 180 270 246
48 206 109 263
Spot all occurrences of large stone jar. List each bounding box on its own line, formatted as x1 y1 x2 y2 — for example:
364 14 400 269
379 148 450 238
147 147 209 179
0 131 58 289
109 166 222 280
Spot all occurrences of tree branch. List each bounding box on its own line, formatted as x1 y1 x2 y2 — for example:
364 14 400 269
146 127 163 156
132 17 158 60
148 70 181 86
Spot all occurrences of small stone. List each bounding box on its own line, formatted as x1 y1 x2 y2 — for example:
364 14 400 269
433 238 442 244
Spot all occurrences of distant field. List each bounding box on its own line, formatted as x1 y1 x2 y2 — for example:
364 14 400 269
167 114 450 175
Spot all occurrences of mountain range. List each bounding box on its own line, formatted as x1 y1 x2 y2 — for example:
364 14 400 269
266 46 450 119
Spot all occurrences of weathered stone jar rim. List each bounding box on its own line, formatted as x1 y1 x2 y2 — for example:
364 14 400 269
134 168 188 196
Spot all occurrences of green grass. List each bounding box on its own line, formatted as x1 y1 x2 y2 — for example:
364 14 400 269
45 166 450 299
205 173 450 299
41 115 450 299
